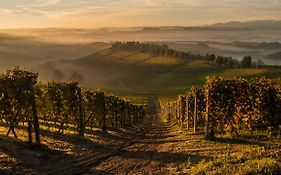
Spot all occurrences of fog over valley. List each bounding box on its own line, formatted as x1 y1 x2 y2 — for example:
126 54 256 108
1 20 281 90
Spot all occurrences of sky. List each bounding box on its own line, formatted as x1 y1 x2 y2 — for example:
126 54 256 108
0 0 280 28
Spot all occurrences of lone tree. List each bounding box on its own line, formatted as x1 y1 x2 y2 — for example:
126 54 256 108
241 56 252 68
214 56 224 67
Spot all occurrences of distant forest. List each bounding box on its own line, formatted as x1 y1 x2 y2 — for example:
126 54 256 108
112 42 253 68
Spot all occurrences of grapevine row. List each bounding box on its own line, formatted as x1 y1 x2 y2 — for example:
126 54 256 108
162 77 281 138
0 68 146 145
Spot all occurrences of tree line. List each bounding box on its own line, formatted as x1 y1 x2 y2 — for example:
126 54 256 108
112 42 253 68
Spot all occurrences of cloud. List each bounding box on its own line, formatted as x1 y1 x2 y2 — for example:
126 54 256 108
0 0 280 28
35 0 61 6
1 0 280 16
11 7 45 16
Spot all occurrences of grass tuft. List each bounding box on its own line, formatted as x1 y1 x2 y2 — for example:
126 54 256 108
190 156 279 175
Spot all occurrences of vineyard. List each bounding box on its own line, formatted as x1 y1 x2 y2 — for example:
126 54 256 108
0 67 146 146
1 67 281 175
1 1 281 173
162 76 281 138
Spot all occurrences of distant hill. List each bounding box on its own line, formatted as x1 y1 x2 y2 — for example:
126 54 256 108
138 20 281 31
265 51 281 60
2 20 281 43
0 50 38 70
211 20 281 29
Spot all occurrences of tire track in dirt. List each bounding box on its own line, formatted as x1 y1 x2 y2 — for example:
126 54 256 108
45 118 152 175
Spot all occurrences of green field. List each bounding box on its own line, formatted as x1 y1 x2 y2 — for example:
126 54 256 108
106 68 281 102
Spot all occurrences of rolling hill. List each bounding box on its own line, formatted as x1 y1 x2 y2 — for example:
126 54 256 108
265 51 281 61
37 44 281 99
0 50 38 71
211 20 281 29
39 48 213 90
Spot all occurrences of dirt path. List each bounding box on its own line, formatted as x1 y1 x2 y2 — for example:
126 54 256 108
85 95 189 174
88 115 173 174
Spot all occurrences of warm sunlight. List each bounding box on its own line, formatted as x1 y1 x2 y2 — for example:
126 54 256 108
0 0 281 28
0 1 280 175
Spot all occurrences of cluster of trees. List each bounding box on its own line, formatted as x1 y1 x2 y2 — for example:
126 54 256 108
205 54 237 68
0 67 146 145
112 42 252 68
112 41 194 59
240 56 252 68
210 55 252 68
162 77 281 138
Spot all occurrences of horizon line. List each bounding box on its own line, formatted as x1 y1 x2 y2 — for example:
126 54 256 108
0 19 280 30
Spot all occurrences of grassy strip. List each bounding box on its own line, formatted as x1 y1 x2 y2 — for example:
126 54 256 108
190 156 279 175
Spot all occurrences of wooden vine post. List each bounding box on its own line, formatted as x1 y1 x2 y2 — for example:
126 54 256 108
178 97 181 126
31 87 41 144
173 102 177 123
194 90 198 134
186 95 190 129
121 101 125 127
77 87 85 136
178 96 181 126
205 88 210 138
99 92 107 132
27 122 33 146
114 99 119 129
128 103 131 125
179 95 185 128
